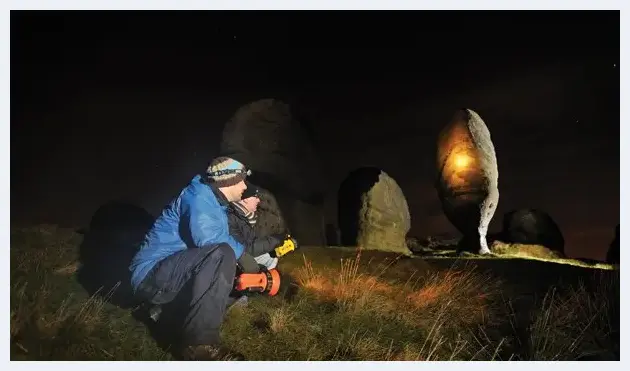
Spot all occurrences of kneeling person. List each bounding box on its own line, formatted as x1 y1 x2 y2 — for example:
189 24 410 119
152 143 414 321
129 156 250 361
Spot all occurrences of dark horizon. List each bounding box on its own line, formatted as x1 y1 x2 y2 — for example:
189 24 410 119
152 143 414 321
10 10 620 261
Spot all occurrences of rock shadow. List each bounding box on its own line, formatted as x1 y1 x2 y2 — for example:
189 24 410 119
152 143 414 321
76 200 154 309
337 167 382 246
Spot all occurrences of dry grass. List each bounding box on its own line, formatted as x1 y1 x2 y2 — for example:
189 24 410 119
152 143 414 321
10 225 169 360
11 225 619 361
523 270 619 361
222 248 508 361
221 247 618 361
11 280 109 356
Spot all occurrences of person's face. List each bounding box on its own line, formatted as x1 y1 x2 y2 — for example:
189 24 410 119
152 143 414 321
240 196 260 213
220 180 247 202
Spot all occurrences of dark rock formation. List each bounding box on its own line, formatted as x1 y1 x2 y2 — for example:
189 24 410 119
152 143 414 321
338 167 411 255
83 200 155 243
251 185 288 237
436 108 499 254
501 209 565 256
220 99 326 246
77 201 155 308
325 223 340 246
606 224 619 264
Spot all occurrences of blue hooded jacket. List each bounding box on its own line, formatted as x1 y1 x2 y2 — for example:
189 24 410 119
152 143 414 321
129 174 245 291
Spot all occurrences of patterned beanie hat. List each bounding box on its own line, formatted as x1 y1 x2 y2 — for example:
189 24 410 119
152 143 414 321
206 156 251 187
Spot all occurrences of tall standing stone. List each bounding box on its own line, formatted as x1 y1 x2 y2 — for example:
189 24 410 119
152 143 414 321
220 99 326 245
338 167 412 255
435 108 499 254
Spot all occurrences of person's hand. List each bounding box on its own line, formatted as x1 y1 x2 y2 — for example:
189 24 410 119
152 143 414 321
281 235 299 250
237 253 261 273
240 196 260 214
271 235 299 258
254 253 278 270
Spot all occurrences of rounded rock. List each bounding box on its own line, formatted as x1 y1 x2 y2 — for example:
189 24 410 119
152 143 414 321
436 108 499 254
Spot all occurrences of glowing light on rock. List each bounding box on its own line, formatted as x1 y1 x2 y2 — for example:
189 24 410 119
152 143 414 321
435 108 499 255
454 153 470 169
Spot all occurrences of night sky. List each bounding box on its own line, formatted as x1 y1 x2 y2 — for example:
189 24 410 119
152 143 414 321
11 11 619 260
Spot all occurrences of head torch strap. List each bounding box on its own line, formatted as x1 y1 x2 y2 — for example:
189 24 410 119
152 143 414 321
207 168 252 177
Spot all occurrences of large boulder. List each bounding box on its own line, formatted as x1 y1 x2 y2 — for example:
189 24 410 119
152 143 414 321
435 108 499 254
83 200 155 245
338 167 411 255
501 209 565 256
220 99 326 246
273 195 326 246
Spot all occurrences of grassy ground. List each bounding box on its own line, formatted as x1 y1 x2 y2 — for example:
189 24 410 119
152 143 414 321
10 225 620 361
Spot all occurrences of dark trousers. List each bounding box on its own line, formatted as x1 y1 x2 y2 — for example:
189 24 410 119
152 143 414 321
135 243 236 346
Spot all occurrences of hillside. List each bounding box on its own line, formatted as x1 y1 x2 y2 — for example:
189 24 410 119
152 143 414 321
10 225 619 361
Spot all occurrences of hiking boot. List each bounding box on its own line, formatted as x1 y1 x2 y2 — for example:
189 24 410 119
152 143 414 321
181 344 245 361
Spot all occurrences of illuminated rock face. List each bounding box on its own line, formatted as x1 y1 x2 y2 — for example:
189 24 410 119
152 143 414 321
436 109 499 254
338 167 412 255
